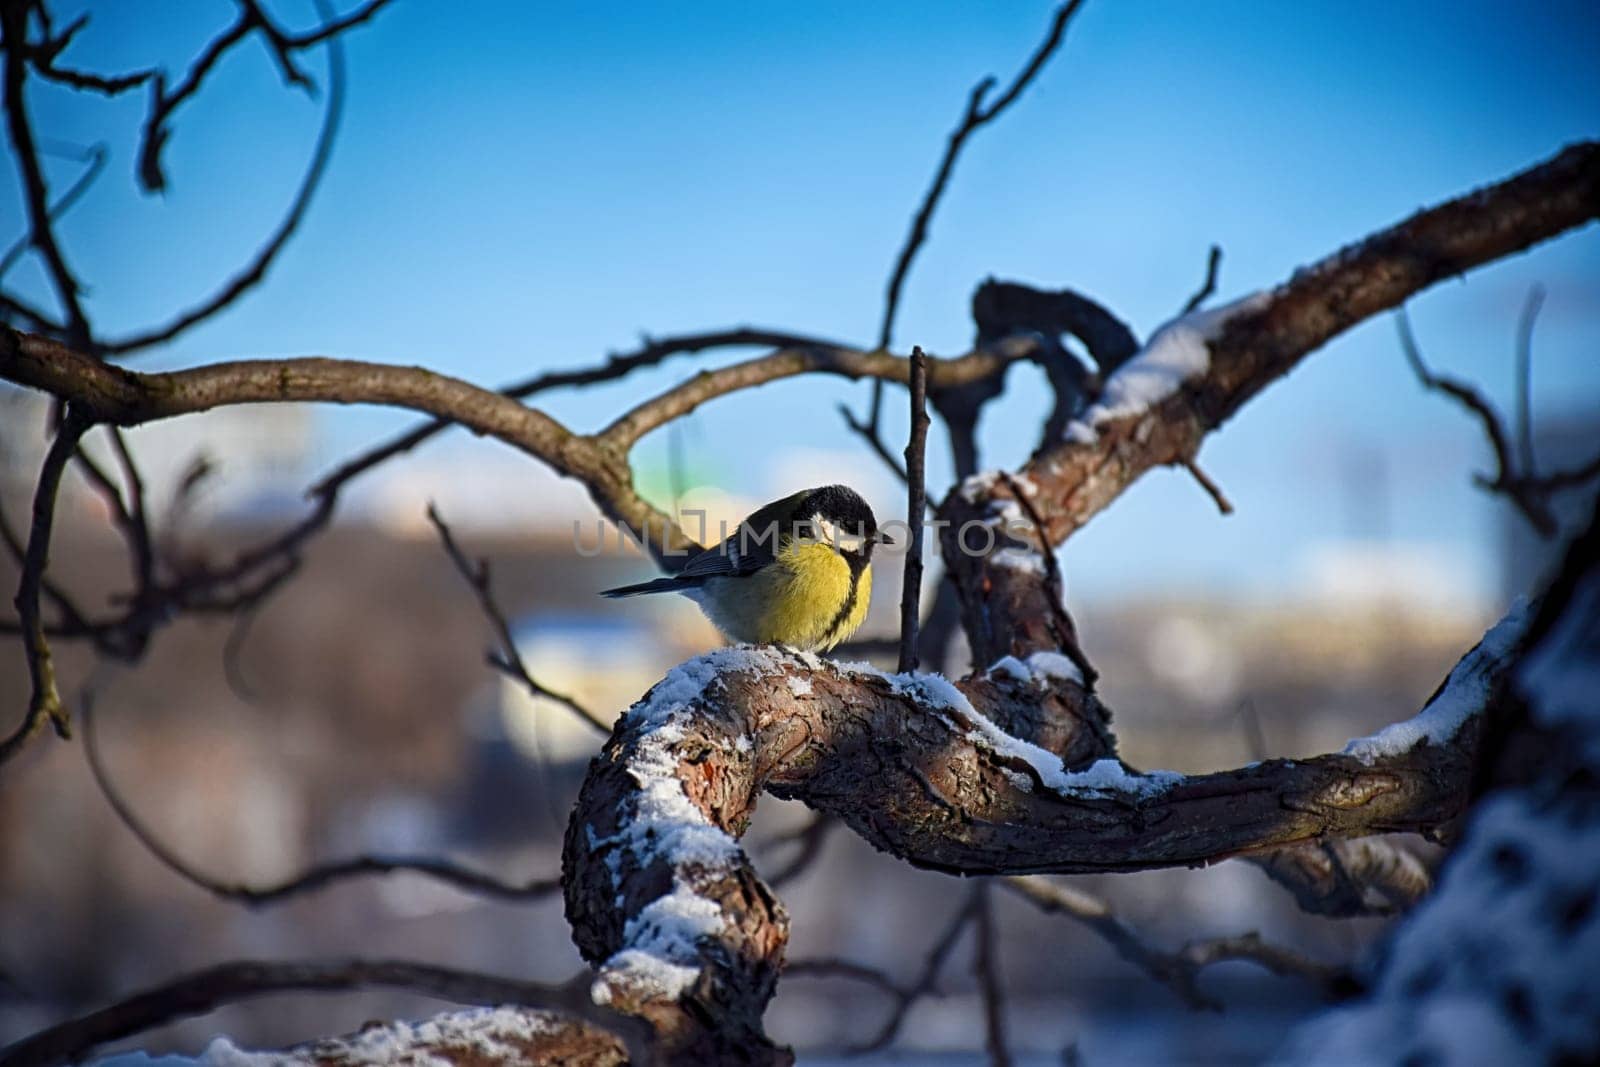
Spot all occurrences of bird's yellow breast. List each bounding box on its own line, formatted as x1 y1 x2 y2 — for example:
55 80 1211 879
698 541 872 651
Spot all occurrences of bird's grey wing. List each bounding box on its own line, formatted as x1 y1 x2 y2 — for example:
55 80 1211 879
673 523 779 581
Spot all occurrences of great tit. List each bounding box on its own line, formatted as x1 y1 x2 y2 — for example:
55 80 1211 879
601 484 887 651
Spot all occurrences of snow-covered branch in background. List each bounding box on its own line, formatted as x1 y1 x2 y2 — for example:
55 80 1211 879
1063 290 1274 445
1281 527 1600 1065
1343 600 1530 763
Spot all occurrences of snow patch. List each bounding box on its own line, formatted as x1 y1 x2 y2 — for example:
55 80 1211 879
92 1007 569 1067
590 646 789 1005
879 667 1173 798
1343 603 1527 764
986 651 1085 688
958 470 1002 503
786 674 814 697
1064 290 1271 444
989 547 1047 575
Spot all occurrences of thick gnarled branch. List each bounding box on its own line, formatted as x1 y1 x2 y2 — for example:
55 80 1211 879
560 609 1512 1058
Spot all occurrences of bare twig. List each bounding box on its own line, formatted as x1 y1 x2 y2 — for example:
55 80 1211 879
854 886 982 1053
127 0 390 195
0 142 105 281
0 959 646 1067
863 0 1086 444
103 0 363 355
838 402 908 482
972 884 1012 1067
1001 876 1352 1009
763 813 836 889
878 0 1084 353
784 958 908 999
79 691 560 905
0 484 107 645
1397 305 1600 537
1 5 91 344
1514 283 1545 474
21 13 154 96
1181 456 1234 515
1181 244 1224 314
0 289 63 333
898 346 931 673
426 503 608 734
0 403 90 765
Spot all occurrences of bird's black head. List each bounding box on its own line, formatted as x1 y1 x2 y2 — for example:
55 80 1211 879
795 484 885 561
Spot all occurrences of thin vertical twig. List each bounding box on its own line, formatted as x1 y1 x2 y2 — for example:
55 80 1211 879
1180 244 1223 314
973 883 1013 1067
1514 284 1545 476
877 0 1085 353
863 0 1086 436
898 346 931 674
1 404 91 764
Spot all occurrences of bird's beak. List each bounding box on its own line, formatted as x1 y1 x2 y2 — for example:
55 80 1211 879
874 531 894 546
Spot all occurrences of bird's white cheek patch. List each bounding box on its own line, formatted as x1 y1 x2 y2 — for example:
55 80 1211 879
811 516 866 552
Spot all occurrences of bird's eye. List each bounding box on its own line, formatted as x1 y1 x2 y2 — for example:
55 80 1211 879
794 521 818 541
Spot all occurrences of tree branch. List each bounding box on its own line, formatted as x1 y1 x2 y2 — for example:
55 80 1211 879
1001 876 1354 1009
898 345 931 672
1398 303 1600 537
101 0 354 355
861 0 1085 457
0 402 90 765
943 140 1600 666
426 502 608 733
77 692 560 906
0 959 643 1067
2 4 91 345
878 0 1084 352
559 606 1515 1056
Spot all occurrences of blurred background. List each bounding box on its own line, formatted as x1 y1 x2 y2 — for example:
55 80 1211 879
2 1 1598 1063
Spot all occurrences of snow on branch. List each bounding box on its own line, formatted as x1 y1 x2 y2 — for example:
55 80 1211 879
1343 601 1530 763
1063 290 1274 445
561 618 1518 1059
938 139 1598 669
1281 521 1600 1065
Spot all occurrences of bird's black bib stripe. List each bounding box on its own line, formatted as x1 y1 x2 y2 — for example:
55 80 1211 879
818 554 869 648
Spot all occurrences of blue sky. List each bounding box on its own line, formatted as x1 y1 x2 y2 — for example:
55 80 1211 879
6 1 1599 607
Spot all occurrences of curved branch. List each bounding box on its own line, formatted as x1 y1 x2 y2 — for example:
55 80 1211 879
0 404 89 765
0 960 640 1067
942 140 1600 665
102 0 350 355
2 4 90 344
1001 876 1354 1008
80 695 560 906
596 339 1032 451
0 327 691 558
560 612 1513 1056
878 0 1085 352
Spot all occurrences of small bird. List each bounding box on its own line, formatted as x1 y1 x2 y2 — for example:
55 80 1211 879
601 485 888 651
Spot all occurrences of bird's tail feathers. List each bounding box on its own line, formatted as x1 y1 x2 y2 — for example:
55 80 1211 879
599 576 695 598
